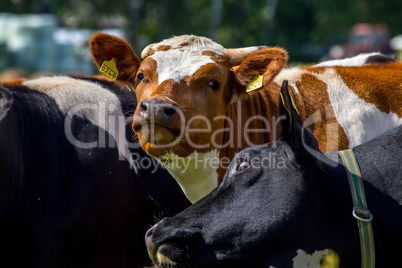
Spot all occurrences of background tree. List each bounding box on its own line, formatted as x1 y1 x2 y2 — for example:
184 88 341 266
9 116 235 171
1 0 401 62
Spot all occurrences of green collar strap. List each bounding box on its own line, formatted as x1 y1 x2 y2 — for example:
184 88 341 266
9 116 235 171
339 149 375 268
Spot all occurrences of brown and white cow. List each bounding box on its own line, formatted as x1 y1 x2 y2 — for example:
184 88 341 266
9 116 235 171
90 33 402 203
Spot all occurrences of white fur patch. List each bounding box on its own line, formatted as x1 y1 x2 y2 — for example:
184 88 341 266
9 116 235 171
23 76 135 167
292 249 329 268
314 69 402 147
273 67 303 94
314 52 382 67
274 53 387 93
151 49 215 85
145 35 228 85
274 67 402 148
157 149 219 203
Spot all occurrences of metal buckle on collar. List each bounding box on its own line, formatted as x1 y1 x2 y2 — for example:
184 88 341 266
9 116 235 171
340 149 375 267
353 206 373 222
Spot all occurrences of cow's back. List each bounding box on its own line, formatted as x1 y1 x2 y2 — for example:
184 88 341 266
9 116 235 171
350 125 402 265
0 85 78 266
273 62 402 151
353 125 402 210
0 79 190 267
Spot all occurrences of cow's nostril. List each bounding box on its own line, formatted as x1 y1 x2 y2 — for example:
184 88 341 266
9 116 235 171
145 229 154 239
139 101 148 112
145 227 154 239
146 222 159 239
163 106 176 117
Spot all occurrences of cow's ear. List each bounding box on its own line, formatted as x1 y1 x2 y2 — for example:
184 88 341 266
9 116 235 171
279 80 320 157
231 47 288 101
90 33 141 85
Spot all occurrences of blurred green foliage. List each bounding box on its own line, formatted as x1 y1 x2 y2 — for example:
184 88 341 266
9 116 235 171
1 0 401 62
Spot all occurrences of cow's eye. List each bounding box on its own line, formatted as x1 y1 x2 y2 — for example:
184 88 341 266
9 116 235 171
236 161 250 172
229 159 251 178
207 80 220 91
137 73 145 81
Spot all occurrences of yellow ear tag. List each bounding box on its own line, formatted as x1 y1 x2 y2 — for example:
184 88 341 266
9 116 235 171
280 92 300 115
100 58 119 81
246 74 263 93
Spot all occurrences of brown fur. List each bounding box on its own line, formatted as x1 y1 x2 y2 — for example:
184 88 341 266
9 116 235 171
89 33 141 85
0 78 27 87
234 48 288 89
90 33 402 183
292 73 349 152
333 64 402 116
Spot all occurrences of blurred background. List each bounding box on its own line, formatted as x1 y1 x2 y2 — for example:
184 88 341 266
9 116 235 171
0 0 401 80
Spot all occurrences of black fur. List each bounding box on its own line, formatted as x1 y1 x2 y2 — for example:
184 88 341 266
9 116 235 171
145 80 402 267
0 77 190 267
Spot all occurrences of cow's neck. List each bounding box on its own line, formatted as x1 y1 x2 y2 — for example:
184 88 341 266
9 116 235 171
157 150 219 203
157 86 281 202
218 88 281 182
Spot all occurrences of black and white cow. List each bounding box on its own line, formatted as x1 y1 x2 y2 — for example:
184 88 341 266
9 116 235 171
144 81 402 267
0 76 190 267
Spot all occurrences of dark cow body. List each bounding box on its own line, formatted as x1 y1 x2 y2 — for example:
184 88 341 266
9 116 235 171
145 81 402 267
0 76 190 267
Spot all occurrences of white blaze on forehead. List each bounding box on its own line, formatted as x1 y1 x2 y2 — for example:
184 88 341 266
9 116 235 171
157 149 219 203
143 35 228 85
151 50 215 85
23 76 135 168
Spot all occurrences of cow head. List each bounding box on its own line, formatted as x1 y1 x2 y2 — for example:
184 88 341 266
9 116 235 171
143 81 357 267
90 33 287 159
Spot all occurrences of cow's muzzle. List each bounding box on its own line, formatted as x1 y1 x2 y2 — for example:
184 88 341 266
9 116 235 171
145 219 202 267
138 99 178 125
133 99 183 145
